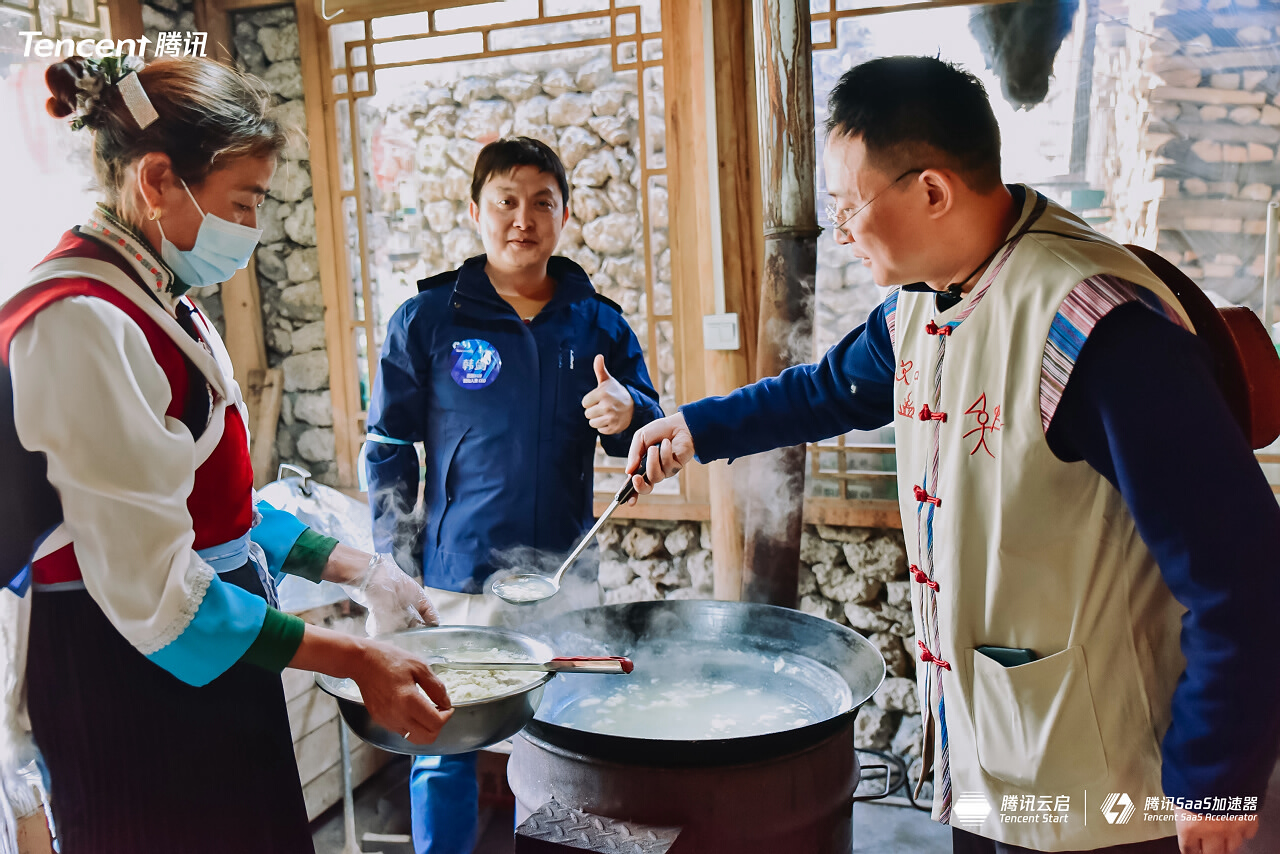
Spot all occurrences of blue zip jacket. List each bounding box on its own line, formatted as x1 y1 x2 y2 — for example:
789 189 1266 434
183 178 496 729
365 255 663 593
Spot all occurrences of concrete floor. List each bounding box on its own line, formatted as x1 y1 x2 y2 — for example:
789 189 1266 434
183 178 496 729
313 753 1280 854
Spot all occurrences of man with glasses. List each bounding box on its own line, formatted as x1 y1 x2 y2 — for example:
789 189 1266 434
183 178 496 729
624 56 1279 854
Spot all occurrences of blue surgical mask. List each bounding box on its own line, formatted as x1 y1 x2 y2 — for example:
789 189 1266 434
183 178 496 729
157 180 263 289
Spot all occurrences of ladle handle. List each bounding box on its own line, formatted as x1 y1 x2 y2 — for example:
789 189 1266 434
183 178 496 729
614 456 649 505
547 656 635 674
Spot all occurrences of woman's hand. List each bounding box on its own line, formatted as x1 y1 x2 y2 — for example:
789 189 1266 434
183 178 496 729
341 552 439 635
582 355 635 436
291 626 451 745
350 638 453 745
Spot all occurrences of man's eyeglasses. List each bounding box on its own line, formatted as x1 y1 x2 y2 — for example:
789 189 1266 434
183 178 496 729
824 169 924 232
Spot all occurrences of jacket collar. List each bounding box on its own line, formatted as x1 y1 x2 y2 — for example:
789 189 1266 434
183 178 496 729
452 254 596 320
82 205 187 305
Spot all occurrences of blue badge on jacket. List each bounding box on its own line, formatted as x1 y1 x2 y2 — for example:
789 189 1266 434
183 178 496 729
450 339 502 389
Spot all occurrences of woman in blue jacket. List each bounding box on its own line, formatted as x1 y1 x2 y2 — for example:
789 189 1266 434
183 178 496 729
364 137 663 854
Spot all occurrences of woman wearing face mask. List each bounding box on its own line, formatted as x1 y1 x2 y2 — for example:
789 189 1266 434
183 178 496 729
0 55 453 853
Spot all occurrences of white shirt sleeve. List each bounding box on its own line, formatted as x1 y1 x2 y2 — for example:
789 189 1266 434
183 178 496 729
8 296 215 654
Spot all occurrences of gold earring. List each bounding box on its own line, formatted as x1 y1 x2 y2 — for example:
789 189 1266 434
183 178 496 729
149 209 161 221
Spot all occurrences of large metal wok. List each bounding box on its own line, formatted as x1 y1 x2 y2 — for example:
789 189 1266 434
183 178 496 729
523 599 886 766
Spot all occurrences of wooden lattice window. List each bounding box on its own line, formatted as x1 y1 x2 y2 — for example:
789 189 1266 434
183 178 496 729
309 0 699 506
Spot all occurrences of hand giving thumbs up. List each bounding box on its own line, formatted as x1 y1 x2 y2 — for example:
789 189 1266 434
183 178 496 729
582 354 636 435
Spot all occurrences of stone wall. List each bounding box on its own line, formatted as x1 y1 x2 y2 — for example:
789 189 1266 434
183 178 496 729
140 0 196 50
188 5 335 484
232 7 332 482
1106 0 1280 308
597 519 924 776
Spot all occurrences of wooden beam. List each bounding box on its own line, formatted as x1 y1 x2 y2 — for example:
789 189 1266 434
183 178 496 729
803 498 901 530
708 0 764 602
661 0 763 601
105 0 144 41
593 500 712 522
247 368 285 488
661 0 713 513
219 258 268 395
296 0 359 487
193 0 235 65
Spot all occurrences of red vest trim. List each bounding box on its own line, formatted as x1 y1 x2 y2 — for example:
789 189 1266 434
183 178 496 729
4 232 255 584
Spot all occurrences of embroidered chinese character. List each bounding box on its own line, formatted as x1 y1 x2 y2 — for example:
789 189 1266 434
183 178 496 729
897 391 915 419
964 392 1002 458
896 359 914 386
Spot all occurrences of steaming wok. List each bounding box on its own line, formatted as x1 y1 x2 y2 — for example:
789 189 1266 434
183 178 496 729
524 600 886 766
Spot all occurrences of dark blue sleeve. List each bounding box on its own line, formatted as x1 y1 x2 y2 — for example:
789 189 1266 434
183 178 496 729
599 314 664 458
1047 301 1280 806
365 301 425 556
680 299 898 463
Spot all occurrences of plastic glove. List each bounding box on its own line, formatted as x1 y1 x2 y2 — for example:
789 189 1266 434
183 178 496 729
343 553 439 635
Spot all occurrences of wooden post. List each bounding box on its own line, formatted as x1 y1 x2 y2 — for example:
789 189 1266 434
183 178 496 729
707 0 765 601
219 257 268 397
105 0 144 41
296 0 359 487
193 0 235 65
663 0 765 600
246 367 285 488
742 0 818 607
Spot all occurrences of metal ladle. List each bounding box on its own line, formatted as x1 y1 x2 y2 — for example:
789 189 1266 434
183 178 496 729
490 459 648 605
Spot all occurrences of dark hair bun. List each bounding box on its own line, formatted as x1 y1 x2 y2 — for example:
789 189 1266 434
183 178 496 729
45 57 89 119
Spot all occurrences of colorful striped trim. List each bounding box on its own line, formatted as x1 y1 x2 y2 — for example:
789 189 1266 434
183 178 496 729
1041 275 1190 431
940 238 1021 335
82 208 173 294
884 289 899 349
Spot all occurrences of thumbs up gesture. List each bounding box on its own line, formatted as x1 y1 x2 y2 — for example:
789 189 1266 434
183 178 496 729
582 354 636 436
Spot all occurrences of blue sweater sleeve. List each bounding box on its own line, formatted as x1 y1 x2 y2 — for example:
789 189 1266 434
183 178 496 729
365 301 426 555
599 315 664 458
250 499 307 578
1047 301 1280 806
681 298 898 463
146 575 268 686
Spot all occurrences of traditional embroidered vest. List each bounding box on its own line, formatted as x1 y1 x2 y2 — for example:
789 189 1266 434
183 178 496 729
0 231 254 588
891 190 1193 849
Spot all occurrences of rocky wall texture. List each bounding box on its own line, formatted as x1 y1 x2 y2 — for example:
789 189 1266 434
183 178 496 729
140 0 196 51
595 519 925 777
1107 0 1280 308
190 5 335 484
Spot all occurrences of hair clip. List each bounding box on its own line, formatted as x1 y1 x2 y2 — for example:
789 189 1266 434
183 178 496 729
69 53 154 131
118 71 158 130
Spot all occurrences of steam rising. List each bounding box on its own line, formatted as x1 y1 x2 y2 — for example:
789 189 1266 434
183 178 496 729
367 480 425 581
